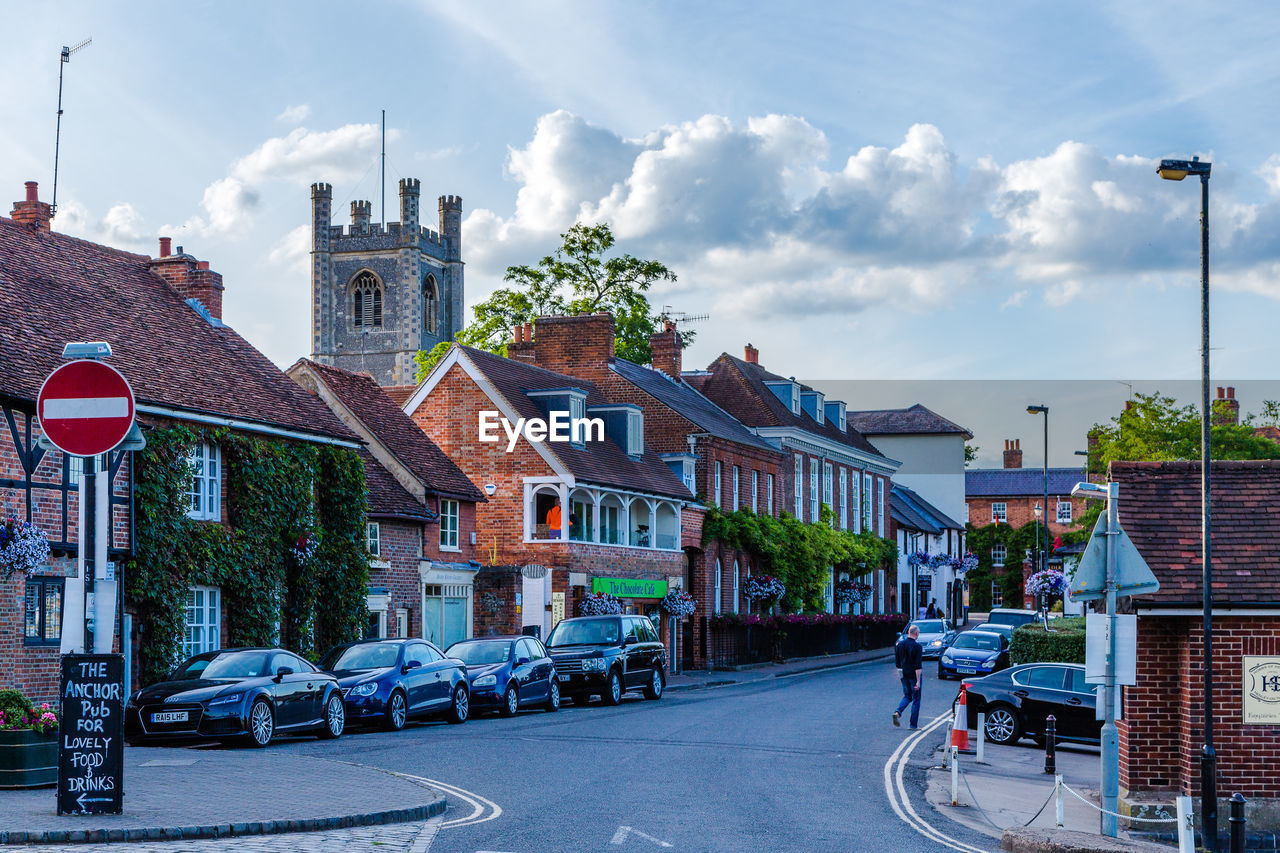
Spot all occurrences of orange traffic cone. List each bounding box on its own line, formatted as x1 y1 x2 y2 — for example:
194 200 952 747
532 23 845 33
951 685 971 752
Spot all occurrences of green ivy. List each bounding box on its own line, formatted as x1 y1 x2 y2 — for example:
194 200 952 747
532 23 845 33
701 505 897 613
964 521 1042 611
125 425 370 685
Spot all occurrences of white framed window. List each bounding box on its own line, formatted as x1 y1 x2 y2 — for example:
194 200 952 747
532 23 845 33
626 409 644 457
1056 501 1072 524
991 581 1003 608
992 502 1008 523
186 443 221 521
67 455 84 486
790 384 800 414
682 460 695 495
862 473 872 531
992 543 1007 567
877 478 885 535
184 585 220 658
823 463 834 526
852 472 861 533
732 465 740 511
751 470 759 513
439 499 460 550
367 522 380 557
809 459 819 522
714 559 722 614
714 461 723 507
838 467 847 530
766 473 775 516
396 608 408 638
732 561 740 614
570 396 587 448
794 455 803 517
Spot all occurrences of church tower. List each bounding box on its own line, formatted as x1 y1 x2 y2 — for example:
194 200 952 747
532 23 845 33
310 178 463 386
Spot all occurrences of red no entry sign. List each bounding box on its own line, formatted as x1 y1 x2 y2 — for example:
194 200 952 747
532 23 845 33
37 360 136 457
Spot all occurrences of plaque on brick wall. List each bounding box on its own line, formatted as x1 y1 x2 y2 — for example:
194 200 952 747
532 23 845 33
1243 656 1280 724
57 654 124 815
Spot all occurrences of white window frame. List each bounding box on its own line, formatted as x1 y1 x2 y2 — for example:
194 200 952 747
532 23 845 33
682 460 695 495
822 462 834 526
732 465 740 511
367 522 380 557
570 396 587 448
992 543 1007 567
751 470 759 513
862 472 872 531
794 455 803 517
1056 500 1072 524
68 455 85 486
991 580 1003 607
852 471 861 533
838 467 847 530
992 502 1008 523
439 499 460 551
183 585 220 659
626 409 644 457
732 561 740 614
766 473 775 516
186 443 221 521
714 559 722 614
809 458 819 522
877 478 885 535
714 461 722 507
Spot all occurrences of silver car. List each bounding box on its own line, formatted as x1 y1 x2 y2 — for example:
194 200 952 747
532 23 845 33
902 619 956 659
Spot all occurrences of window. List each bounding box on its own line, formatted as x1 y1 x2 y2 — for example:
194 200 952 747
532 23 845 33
67 455 84 486
423 274 440 336
991 543 1007 567
682 460 695 495
439 499 460 550
732 561 740 614
570 396 587 448
366 522 380 557
626 409 644 457
823 463 834 526
24 576 63 646
600 502 622 544
862 473 872 531
877 478 885 535
732 465 740 511
184 586 220 658
838 467 847 530
714 559 722 614
1057 501 1072 524
990 581 1003 607
809 459 819 522
794 456 803 517
852 472 861 533
186 443 221 521
714 461 723 507
570 495 594 542
751 470 759 513
991 502 1008 523
766 473 775 516
351 271 383 329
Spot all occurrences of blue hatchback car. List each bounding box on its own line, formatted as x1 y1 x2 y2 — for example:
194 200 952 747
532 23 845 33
446 636 560 716
319 638 470 730
938 630 1010 680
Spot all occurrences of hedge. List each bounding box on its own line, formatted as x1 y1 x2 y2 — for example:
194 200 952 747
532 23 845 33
1009 617 1086 665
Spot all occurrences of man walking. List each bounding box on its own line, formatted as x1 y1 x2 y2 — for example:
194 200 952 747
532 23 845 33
893 625 923 729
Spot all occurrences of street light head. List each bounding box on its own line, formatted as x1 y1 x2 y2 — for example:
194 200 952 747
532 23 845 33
1034 503 1043 519
1157 158 1211 181
1027 404 1048 415
62 341 112 360
1071 481 1109 500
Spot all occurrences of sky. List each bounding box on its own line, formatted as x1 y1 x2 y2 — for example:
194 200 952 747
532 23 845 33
5 1 1280 439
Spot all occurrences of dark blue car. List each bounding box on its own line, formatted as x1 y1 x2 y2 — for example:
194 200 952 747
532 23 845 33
319 638 470 730
446 636 560 716
938 630 1010 680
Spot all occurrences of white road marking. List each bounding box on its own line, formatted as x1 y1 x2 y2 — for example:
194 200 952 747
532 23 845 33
43 396 130 419
883 710 993 853
611 825 673 847
392 772 504 829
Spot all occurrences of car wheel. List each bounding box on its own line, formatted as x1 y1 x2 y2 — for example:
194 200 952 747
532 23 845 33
984 703 1021 746
500 684 519 717
642 667 664 700
602 669 624 706
319 693 345 739
248 698 274 748
446 684 469 724
546 678 561 712
384 690 407 731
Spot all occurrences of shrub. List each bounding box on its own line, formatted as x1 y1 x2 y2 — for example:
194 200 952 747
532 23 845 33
1010 616 1086 665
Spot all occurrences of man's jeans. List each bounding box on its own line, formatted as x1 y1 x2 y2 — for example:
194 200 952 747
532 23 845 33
896 676 921 728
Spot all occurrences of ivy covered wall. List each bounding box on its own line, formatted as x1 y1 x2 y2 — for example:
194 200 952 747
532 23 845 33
963 520 1040 611
125 424 370 685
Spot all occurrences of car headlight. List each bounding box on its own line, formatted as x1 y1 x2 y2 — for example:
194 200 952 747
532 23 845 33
208 692 244 706
941 652 953 663
928 639 942 648
349 682 378 697
583 658 606 672
984 655 1000 665
473 674 498 687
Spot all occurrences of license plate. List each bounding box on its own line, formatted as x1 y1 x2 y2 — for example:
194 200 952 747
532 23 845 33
957 667 977 674
558 674 571 682
151 711 188 723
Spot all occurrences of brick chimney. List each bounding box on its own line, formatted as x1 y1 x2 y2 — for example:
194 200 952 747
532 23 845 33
1003 439 1023 469
10 182 52 231
531 314 614 380
507 322 536 363
1213 386 1240 426
149 238 226 322
649 320 682 377
744 343 759 364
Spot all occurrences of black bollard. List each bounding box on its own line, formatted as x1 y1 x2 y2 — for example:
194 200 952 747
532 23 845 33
1229 793 1246 853
1044 715 1056 775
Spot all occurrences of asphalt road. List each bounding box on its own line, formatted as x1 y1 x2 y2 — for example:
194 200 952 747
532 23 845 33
274 657 999 853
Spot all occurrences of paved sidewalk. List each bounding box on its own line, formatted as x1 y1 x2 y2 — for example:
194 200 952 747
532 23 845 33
666 646 895 691
0 744 445 845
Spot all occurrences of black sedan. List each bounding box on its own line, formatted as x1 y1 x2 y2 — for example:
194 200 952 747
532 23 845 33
962 662 1101 746
446 636 560 715
125 648 345 747
319 638 469 730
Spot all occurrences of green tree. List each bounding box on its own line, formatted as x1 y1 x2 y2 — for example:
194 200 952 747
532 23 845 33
964 443 979 467
415 222 690 380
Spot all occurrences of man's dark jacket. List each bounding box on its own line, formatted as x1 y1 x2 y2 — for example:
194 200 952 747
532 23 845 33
895 636 923 679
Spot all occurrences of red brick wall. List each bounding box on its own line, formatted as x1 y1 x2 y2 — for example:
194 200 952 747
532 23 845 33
368 520 423 638
966 495 1086 537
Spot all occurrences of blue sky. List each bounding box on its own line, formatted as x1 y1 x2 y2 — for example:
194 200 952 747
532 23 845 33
5 1 1280 391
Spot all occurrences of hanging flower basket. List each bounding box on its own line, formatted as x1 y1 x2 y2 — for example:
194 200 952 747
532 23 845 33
659 590 697 618
577 592 623 616
906 551 931 570
743 574 786 603
928 553 954 572
0 518 51 581
1026 570 1068 598
957 552 979 575
0 691 59 789
834 578 872 606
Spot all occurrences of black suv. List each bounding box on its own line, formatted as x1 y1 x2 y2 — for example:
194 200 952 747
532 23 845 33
545 615 666 705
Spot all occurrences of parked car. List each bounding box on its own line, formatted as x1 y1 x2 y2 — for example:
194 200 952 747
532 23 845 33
985 608 1040 629
969 622 1015 642
318 638 469 730
961 662 1101 746
545 615 666 705
900 619 955 659
446 636 560 715
938 630 1010 680
125 647 345 747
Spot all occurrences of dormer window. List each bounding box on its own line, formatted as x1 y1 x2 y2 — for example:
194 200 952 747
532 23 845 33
825 401 846 431
627 409 643 457
569 394 586 446
800 391 825 424
765 380 801 414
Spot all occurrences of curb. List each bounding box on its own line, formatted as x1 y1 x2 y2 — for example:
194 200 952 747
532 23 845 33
666 648 895 692
0 793 446 846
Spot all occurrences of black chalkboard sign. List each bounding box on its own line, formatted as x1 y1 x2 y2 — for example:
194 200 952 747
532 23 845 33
57 654 124 816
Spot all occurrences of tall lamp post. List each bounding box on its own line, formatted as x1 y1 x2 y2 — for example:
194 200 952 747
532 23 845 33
1027 403 1050 577
1157 155 1216 850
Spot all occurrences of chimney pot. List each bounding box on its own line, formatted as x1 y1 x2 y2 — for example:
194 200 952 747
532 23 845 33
1227 386 1235 399
744 343 759 364
523 321 533 341
158 237 172 257
513 324 523 343
24 181 38 202
196 261 210 270
176 245 184 255
1003 439 1023 469
1217 387 1225 399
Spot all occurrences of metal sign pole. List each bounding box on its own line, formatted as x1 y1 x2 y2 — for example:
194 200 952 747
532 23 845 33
1101 482 1120 837
83 455 96 653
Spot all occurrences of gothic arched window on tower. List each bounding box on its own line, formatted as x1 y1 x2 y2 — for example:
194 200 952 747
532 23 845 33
351 271 383 329
423 274 440 336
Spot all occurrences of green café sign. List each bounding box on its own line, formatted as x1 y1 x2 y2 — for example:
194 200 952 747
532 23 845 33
592 577 668 599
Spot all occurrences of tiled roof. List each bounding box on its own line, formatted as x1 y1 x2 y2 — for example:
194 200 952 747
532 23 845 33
359 449 431 519
891 483 964 534
295 359 482 502
846 404 973 438
1112 460 1280 606
688 354 889 461
0 216 354 442
459 347 693 500
383 385 416 408
609 358 778 453
966 467 1085 497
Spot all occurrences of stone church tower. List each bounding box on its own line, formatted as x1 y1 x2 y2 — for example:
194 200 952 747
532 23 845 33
310 179 463 386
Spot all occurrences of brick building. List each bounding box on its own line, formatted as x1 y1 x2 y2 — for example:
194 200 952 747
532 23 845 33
288 359 485 649
0 182 360 701
402 341 694 662
689 345 898 612
1113 460 1280 823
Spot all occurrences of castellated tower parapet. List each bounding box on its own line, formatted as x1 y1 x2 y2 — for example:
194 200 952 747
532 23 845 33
439 195 462 260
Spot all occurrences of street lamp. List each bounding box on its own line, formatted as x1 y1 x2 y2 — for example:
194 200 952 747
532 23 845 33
1027 403 1050 575
1157 155 1217 850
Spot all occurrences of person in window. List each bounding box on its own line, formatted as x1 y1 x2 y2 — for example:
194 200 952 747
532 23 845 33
636 524 650 547
546 499 562 539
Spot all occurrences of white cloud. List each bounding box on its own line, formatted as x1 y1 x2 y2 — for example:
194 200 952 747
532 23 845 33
267 225 311 274
276 104 311 124
52 198 150 250
1044 280 1085 307
1001 290 1028 310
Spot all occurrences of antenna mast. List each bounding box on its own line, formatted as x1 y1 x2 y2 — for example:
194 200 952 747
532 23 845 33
52 37 92 217
380 109 386 225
